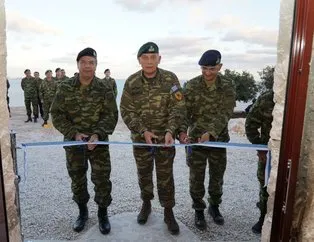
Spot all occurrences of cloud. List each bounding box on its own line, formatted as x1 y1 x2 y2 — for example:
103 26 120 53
205 15 278 47
222 28 278 47
6 10 63 35
115 0 204 12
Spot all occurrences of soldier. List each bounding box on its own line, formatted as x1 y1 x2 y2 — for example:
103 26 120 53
245 82 274 234
34 71 44 118
39 70 57 127
21 69 39 122
120 42 185 235
103 69 117 98
51 47 118 235
61 69 69 81
55 67 63 86
179 50 236 230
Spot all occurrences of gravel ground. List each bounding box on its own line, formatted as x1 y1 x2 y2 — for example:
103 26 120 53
10 107 261 241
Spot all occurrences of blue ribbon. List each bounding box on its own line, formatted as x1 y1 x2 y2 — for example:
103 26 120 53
19 140 271 186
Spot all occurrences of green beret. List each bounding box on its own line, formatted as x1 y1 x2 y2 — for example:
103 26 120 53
137 42 159 57
76 47 97 62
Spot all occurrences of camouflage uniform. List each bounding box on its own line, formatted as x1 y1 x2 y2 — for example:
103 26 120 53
103 77 118 98
39 78 57 122
35 77 44 117
21 77 39 118
120 68 185 208
245 90 274 217
51 75 118 207
182 74 236 209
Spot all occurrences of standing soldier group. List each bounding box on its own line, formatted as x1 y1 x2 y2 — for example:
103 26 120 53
26 42 272 237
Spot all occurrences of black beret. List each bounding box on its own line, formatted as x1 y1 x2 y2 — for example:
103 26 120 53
45 70 52 75
137 42 159 57
104 69 110 73
24 69 30 74
198 50 221 66
76 47 97 62
55 68 61 73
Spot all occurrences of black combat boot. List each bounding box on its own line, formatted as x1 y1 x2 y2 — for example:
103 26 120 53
73 203 88 232
164 208 180 235
24 116 32 123
42 120 48 127
137 201 151 224
33 117 38 123
252 214 265 234
98 207 111 234
208 205 224 225
195 210 206 230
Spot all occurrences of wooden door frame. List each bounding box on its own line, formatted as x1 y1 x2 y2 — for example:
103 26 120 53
271 0 314 241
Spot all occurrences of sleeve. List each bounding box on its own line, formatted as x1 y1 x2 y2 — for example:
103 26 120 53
112 79 118 98
166 76 186 135
178 82 192 133
203 81 236 139
120 79 148 134
21 79 25 90
39 82 44 100
245 97 263 144
50 86 78 140
93 87 118 139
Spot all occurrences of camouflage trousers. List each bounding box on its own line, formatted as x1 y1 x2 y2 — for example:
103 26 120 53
133 146 176 208
24 96 38 117
43 98 53 121
257 157 268 216
187 146 227 210
65 145 112 208
38 96 43 118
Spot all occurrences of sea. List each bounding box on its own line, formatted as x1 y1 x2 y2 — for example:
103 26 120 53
7 79 247 111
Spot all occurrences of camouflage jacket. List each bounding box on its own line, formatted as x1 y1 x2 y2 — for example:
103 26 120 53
182 74 236 142
34 78 43 94
51 75 118 141
120 68 186 143
39 78 57 101
21 77 38 98
245 90 275 144
103 77 118 98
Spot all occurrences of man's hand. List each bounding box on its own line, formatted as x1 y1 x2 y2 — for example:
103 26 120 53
257 150 268 164
178 132 189 144
165 132 174 146
143 131 158 144
87 134 99 151
198 132 210 143
75 133 89 141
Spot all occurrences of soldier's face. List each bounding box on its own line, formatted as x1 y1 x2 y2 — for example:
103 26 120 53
201 64 222 81
25 70 31 78
34 73 39 78
77 56 97 78
56 70 62 78
105 71 110 77
61 70 65 77
138 53 161 76
46 72 52 78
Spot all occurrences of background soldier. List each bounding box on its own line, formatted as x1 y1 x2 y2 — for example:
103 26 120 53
245 79 275 234
120 42 185 235
55 67 63 86
103 69 117 98
21 69 39 122
34 71 44 118
51 48 118 235
61 69 69 81
179 50 236 230
39 70 57 127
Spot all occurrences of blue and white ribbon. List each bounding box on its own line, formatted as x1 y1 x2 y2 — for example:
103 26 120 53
20 140 271 186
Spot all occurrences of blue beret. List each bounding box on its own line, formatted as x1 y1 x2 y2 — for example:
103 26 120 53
198 50 221 66
137 42 159 57
76 47 97 62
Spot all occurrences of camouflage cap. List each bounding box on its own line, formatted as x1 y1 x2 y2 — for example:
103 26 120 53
137 42 159 57
198 49 221 66
45 70 52 75
76 47 97 62
55 67 61 73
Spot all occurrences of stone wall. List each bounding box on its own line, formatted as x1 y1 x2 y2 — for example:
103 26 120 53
0 0 22 241
261 0 294 240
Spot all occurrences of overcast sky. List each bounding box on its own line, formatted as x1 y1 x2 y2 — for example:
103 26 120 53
5 0 280 80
